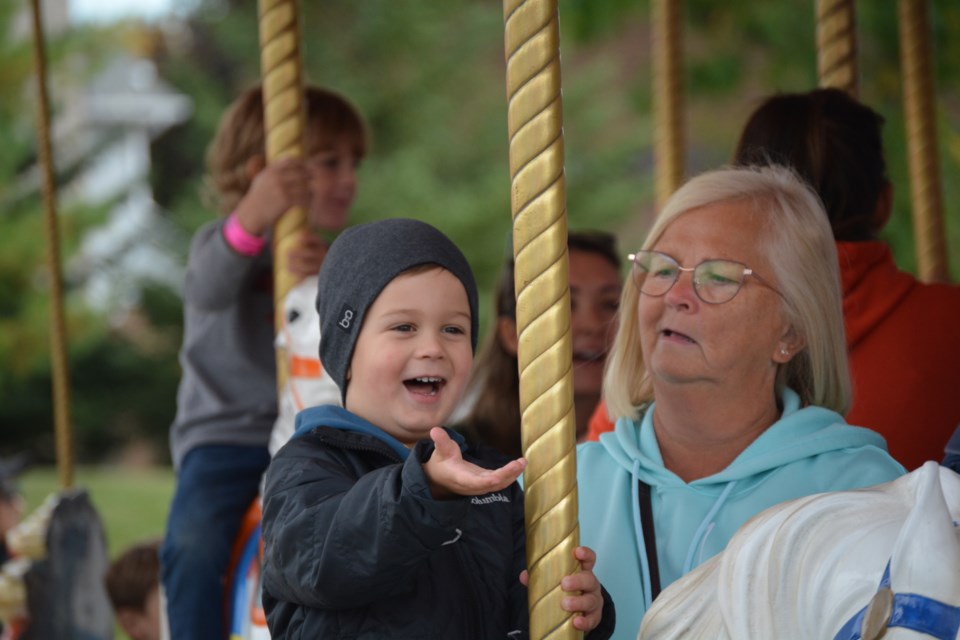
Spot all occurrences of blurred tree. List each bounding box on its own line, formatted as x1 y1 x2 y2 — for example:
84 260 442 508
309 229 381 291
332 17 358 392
1 0 956 464
0 8 181 464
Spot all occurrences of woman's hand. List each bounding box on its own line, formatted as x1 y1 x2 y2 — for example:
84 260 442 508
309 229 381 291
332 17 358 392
422 427 526 499
519 546 606 632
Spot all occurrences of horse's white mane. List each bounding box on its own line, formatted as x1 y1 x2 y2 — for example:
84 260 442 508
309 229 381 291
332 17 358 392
638 462 960 640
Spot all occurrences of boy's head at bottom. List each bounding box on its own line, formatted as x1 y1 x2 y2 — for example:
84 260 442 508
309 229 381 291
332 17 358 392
105 540 162 640
317 218 479 445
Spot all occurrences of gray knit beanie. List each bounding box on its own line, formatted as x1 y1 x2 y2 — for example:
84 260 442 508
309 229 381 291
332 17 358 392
316 218 479 400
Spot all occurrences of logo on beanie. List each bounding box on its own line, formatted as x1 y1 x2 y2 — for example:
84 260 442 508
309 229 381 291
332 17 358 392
337 305 356 331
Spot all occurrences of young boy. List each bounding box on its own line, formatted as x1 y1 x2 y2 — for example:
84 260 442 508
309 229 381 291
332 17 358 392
105 540 162 640
261 218 614 638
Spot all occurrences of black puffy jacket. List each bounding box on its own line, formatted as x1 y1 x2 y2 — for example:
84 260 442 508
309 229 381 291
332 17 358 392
261 406 614 639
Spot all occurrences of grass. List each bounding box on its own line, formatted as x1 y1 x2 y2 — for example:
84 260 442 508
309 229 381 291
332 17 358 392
18 465 175 557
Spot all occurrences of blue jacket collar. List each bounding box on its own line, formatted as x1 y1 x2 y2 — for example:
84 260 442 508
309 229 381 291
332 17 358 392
293 405 411 459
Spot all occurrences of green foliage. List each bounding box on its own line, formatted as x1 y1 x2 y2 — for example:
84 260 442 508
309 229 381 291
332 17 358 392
1 1 958 465
560 0 643 43
2 327 179 465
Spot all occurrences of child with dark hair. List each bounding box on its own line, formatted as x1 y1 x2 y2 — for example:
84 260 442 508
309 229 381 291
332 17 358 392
106 540 162 640
262 218 614 639
162 84 368 639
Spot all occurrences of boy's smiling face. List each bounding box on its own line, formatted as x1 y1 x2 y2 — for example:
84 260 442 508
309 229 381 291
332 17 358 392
344 267 473 446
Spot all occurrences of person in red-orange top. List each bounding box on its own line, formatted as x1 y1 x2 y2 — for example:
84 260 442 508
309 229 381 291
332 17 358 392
585 399 613 442
732 89 960 470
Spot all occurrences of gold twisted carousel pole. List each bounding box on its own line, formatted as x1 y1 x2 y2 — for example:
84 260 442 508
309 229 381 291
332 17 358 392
502 1 580 638
898 0 949 283
30 0 74 489
652 0 684 208
816 0 859 96
3 3 79 623
258 0 308 391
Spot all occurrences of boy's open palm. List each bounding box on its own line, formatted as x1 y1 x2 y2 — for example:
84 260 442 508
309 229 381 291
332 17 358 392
423 428 526 499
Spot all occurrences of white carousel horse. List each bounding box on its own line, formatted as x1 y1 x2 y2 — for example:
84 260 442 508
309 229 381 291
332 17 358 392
268 275 341 456
638 462 960 640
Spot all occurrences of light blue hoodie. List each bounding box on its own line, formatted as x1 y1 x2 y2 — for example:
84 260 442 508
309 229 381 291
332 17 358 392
576 388 905 640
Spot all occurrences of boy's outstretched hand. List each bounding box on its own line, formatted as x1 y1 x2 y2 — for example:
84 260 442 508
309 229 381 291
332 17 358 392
519 546 606 633
423 427 526 500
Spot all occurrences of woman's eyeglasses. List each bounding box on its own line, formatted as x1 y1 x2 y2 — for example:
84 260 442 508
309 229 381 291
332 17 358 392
629 250 783 304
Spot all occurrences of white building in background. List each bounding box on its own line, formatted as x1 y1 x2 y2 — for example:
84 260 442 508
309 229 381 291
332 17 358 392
13 0 194 318
62 53 193 316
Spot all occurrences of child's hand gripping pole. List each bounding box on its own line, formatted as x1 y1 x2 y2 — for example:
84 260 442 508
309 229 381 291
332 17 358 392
519 546 606 634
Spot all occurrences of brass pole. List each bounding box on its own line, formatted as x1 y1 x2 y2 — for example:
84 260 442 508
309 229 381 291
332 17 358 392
651 0 684 208
816 0 859 96
502 1 580 638
898 0 949 282
258 0 308 391
29 0 74 489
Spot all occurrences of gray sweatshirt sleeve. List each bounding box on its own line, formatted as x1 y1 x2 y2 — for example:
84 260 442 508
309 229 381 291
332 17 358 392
185 219 266 311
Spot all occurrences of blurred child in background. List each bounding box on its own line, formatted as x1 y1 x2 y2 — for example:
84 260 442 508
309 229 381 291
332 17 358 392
161 84 368 639
106 540 162 640
458 231 621 457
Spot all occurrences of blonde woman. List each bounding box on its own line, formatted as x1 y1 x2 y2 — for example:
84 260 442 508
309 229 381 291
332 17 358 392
576 165 905 639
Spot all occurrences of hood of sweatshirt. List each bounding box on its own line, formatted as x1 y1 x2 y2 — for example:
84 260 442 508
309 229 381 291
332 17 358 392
836 241 915 351
293 404 412 459
599 387 889 492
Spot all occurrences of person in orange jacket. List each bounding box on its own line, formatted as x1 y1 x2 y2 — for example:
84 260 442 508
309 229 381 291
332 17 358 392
589 88 960 471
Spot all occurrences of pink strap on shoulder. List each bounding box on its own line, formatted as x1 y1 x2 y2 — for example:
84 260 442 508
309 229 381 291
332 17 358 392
224 214 267 256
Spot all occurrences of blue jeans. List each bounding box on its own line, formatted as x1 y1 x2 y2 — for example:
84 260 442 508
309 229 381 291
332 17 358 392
161 444 270 640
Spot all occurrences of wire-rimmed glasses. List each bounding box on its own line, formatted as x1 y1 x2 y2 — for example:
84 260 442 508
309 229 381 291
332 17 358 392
629 250 783 304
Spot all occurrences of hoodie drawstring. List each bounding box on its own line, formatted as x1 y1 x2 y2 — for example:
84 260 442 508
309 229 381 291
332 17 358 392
631 459 655 611
683 480 737 575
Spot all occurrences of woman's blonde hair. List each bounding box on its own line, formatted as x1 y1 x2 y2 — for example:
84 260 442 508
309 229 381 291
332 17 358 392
204 85 369 214
604 165 850 420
